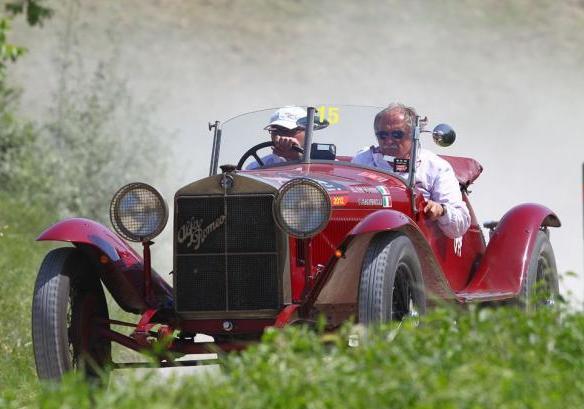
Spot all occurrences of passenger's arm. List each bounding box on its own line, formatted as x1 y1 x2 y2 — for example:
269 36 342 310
432 165 471 239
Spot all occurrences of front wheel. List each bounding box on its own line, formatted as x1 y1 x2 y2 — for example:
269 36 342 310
32 247 111 381
519 230 559 311
358 232 426 324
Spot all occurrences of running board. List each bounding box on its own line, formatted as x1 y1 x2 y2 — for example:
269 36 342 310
456 291 515 303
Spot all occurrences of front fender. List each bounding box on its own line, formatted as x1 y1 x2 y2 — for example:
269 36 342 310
37 218 173 313
460 203 560 301
351 210 457 300
307 210 457 323
38 218 130 263
348 209 412 236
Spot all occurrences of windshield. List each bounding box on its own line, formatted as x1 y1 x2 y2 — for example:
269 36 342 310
216 105 382 171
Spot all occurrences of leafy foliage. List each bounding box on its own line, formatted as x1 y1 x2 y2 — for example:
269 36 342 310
17 306 584 408
5 0 54 27
0 5 54 203
0 1 52 79
0 18 25 81
0 19 25 76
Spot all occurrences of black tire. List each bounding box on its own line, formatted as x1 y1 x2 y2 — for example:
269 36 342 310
32 247 111 381
358 232 426 324
519 230 559 311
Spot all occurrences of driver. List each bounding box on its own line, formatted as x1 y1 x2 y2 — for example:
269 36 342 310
246 106 306 170
351 103 470 239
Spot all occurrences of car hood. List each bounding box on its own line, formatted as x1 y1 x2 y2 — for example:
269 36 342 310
176 162 410 211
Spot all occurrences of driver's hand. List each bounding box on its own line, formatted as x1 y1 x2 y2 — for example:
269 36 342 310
271 135 302 160
424 200 445 220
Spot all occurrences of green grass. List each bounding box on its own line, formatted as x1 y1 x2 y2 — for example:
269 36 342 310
0 192 141 406
0 192 56 406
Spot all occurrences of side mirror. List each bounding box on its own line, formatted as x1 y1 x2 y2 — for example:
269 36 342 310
432 124 456 147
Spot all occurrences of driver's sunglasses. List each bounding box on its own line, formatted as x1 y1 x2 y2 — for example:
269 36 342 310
268 127 302 136
375 130 406 140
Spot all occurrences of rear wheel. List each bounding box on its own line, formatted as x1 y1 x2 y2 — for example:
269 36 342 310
519 230 559 311
32 247 111 381
358 233 426 324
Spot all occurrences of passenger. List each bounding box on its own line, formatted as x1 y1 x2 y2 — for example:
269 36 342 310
246 106 306 170
351 103 470 239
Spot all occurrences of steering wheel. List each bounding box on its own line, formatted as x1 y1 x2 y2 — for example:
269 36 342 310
236 141 304 170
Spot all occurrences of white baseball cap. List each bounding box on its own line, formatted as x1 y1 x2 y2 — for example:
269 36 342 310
264 106 307 130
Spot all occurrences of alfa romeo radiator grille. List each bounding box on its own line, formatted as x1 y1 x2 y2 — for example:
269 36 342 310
174 195 280 312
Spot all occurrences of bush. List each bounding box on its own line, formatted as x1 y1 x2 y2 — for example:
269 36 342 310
0 57 167 222
0 7 53 202
41 57 169 221
0 85 34 187
25 306 584 409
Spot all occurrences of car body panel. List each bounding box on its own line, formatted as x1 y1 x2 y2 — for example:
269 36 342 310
37 218 172 313
415 192 486 292
459 203 561 301
37 218 124 262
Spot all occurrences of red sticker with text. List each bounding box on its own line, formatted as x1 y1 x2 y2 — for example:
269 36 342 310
331 195 348 206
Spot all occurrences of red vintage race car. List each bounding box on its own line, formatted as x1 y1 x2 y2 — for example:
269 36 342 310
32 105 560 380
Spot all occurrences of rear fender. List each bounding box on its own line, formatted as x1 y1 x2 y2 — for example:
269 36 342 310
37 218 173 313
311 210 456 323
460 203 560 301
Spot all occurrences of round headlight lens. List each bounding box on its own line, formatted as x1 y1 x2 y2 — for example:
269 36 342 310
110 183 168 242
274 179 331 238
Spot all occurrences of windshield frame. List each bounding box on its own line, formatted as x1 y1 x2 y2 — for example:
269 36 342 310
209 105 388 176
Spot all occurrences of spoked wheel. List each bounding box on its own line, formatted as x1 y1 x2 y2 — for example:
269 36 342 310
359 232 426 324
519 230 559 311
32 248 111 381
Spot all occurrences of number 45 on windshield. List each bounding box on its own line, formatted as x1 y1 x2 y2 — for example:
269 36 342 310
317 106 339 125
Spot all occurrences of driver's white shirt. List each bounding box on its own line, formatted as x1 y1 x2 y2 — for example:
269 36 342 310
352 146 470 239
246 153 286 170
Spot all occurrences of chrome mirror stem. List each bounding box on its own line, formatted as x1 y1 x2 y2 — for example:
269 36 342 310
408 116 421 188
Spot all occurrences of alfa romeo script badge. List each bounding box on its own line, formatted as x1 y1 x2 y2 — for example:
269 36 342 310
177 215 226 250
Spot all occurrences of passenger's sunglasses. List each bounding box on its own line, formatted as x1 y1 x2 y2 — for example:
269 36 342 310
375 130 406 140
268 127 303 136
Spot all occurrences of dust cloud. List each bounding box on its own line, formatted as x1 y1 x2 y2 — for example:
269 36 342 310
9 0 584 302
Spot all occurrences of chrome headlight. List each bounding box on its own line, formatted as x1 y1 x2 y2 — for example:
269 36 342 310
274 178 331 238
110 183 168 242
